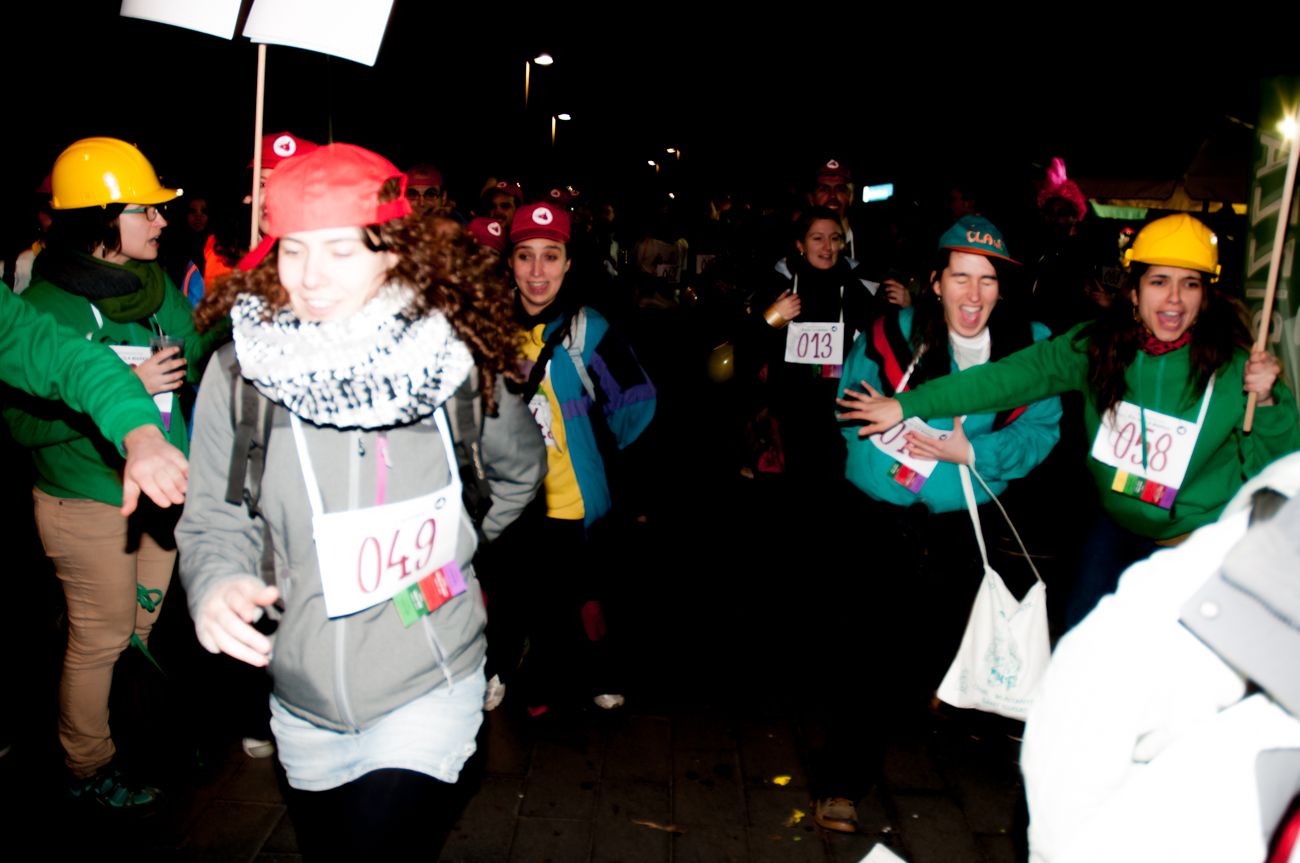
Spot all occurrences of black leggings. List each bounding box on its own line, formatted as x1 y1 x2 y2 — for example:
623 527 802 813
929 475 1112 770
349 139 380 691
288 768 461 860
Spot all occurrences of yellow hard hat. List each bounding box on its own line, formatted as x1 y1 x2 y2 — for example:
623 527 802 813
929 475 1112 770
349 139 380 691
50 137 181 210
1122 213 1220 282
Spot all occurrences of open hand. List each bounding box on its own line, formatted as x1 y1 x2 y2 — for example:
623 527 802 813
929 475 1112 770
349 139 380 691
904 416 973 465
195 578 281 667
121 425 187 516
836 381 904 436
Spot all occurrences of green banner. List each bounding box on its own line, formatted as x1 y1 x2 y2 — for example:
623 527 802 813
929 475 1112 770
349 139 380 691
1246 77 1300 410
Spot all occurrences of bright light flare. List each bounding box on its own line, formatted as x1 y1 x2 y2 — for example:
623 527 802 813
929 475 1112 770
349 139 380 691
1278 114 1298 141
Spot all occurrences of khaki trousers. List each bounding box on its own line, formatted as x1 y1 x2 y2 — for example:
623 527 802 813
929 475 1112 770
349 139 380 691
34 488 174 777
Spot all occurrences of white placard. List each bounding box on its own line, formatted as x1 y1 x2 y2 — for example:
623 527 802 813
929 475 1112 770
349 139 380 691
108 345 174 421
120 0 243 39
243 0 395 66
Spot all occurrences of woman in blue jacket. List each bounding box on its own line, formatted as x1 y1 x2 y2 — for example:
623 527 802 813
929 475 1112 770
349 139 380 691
810 217 1061 834
493 201 656 714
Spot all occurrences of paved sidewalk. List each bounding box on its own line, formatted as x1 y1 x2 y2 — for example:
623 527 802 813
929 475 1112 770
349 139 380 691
2 696 1021 862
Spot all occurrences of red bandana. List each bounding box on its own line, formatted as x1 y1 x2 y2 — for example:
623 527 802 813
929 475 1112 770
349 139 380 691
1139 327 1193 356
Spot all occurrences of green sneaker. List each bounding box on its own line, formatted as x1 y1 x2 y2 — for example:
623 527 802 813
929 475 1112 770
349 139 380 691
69 767 161 810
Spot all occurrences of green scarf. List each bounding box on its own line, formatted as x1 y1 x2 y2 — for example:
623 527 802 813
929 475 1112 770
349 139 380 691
34 249 166 323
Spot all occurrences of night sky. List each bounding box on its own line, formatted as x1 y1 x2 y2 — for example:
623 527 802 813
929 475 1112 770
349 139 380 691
5 2 1295 247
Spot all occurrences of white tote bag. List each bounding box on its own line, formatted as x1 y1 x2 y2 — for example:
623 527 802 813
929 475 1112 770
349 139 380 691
936 464 1051 721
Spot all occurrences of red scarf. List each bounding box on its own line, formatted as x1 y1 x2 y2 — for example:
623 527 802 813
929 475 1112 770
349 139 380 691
1138 327 1192 356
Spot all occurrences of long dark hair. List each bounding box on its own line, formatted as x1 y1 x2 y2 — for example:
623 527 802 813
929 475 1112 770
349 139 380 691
909 249 1031 387
1075 263 1251 415
197 180 519 413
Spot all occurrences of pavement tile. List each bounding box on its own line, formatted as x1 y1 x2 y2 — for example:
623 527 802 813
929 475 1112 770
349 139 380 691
882 735 946 792
261 809 299 854
743 784 824 863
672 749 748 863
591 779 672 863
603 714 672 783
177 799 285 863
442 775 525 862
853 787 892 835
483 707 534 776
520 739 602 819
672 710 739 751
950 770 1022 835
890 794 982 863
219 753 285 804
508 817 593 863
738 718 807 788
930 731 1023 836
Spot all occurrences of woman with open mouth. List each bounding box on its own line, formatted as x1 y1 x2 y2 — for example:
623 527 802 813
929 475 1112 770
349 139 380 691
808 216 1061 834
838 212 1300 628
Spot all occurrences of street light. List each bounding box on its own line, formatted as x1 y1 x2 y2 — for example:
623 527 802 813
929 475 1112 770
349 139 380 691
524 53 555 109
551 113 571 147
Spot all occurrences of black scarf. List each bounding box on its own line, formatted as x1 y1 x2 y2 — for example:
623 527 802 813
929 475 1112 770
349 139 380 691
33 249 166 323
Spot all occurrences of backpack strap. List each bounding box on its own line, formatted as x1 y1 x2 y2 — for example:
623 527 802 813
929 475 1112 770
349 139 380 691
225 353 275 517
520 314 573 403
445 368 493 531
564 307 597 402
223 349 278 590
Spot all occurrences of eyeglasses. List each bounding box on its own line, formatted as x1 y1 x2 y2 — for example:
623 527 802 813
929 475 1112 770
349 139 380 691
121 205 166 222
405 188 443 199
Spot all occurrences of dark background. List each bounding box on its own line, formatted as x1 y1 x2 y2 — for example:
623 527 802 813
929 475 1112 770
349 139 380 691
4 2 1296 248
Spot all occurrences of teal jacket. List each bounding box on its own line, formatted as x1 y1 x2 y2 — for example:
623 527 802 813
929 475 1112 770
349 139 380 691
531 306 655 526
840 308 1062 513
897 323 1300 539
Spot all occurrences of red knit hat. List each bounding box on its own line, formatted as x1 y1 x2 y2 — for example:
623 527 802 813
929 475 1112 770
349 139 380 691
510 202 570 244
239 143 411 271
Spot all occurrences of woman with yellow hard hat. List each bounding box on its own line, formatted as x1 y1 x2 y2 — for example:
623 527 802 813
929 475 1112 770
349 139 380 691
4 137 218 809
838 213 1300 626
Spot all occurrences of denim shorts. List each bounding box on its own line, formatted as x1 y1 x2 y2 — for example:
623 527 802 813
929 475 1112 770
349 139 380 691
270 661 486 791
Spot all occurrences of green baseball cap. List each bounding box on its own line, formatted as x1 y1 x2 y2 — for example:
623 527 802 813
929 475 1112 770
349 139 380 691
938 215 1019 264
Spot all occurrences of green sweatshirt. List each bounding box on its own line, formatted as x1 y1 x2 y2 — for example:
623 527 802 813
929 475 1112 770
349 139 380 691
4 266 218 506
897 325 1300 540
0 286 161 447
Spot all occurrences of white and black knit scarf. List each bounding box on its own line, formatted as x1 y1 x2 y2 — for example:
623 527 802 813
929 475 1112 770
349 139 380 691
231 284 473 430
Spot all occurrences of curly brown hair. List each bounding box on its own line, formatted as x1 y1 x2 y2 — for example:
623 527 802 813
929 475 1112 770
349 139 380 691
196 181 520 414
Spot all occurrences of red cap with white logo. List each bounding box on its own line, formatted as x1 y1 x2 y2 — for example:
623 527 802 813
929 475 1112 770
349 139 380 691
467 217 507 253
251 132 320 169
510 202 571 244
